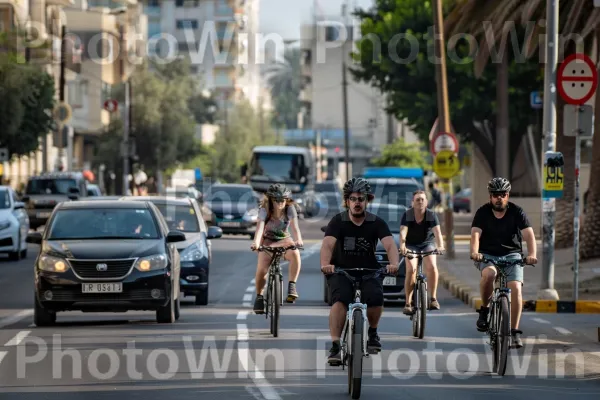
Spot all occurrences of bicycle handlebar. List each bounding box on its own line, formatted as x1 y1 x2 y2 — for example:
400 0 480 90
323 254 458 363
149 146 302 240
478 256 535 267
403 249 442 259
257 245 303 253
325 266 394 281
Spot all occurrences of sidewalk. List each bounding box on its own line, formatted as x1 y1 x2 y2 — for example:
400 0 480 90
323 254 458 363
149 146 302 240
437 243 600 313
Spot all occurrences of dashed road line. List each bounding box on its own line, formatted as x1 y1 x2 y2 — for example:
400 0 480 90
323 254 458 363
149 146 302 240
554 327 572 335
237 311 249 320
243 294 253 302
0 310 33 329
532 317 551 324
0 351 6 367
4 331 31 346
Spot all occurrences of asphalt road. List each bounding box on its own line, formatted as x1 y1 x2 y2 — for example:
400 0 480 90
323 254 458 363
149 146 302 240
0 221 599 399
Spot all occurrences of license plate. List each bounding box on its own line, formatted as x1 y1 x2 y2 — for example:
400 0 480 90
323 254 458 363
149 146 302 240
383 277 396 286
82 283 123 293
219 221 241 227
36 212 51 218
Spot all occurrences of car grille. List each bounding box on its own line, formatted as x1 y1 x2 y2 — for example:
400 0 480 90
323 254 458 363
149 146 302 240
47 289 165 302
213 211 245 220
68 259 135 279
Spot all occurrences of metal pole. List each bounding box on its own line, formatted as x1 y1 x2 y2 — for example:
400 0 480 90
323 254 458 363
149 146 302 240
122 79 130 195
573 106 581 301
540 0 560 300
432 0 455 259
58 25 66 171
342 1 350 181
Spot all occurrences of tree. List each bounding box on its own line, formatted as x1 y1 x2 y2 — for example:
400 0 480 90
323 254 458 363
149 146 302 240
264 47 303 129
351 0 543 183
370 138 430 169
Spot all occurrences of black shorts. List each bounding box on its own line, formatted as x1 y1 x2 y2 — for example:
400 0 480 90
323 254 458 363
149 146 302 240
406 242 436 252
326 272 384 307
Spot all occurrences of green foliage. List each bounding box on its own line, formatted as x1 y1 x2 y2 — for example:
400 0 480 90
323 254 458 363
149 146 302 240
265 47 302 129
0 54 55 158
370 138 430 169
350 0 543 150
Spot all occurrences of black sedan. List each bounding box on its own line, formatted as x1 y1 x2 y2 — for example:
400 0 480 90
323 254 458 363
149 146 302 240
27 200 185 326
123 196 222 305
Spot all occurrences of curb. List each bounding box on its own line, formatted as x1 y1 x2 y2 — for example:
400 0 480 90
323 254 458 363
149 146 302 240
438 264 600 313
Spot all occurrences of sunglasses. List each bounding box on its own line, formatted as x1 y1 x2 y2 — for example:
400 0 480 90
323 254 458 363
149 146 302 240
273 198 286 203
349 196 366 203
491 192 508 198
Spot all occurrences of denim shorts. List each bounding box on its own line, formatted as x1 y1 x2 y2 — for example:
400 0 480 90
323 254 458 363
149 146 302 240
406 242 437 253
475 253 524 284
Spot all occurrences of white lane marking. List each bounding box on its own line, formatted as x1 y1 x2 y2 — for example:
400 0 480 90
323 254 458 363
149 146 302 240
250 278 256 284
237 311 248 320
0 310 33 329
237 324 249 341
4 331 31 346
554 327 572 335
246 286 255 293
532 317 551 324
243 294 253 302
242 302 251 307
0 351 7 367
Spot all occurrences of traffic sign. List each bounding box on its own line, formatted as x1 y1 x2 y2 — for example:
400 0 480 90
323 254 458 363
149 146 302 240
104 99 118 112
530 91 543 109
557 53 598 105
542 152 564 198
0 147 8 162
430 131 458 155
433 150 460 179
54 102 72 124
564 104 593 138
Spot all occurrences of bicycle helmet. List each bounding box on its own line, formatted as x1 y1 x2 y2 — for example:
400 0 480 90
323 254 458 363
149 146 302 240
266 183 291 199
487 177 511 193
342 177 374 200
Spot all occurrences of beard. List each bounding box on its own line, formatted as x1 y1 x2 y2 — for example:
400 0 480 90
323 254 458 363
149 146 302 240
491 201 507 211
351 205 365 217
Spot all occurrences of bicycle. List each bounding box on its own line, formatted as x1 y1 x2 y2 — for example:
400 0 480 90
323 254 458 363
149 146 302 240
325 266 391 400
404 249 441 339
477 255 534 376
257 245 302 338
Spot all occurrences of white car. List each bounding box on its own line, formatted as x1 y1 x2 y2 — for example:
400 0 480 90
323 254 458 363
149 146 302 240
0 186 29 260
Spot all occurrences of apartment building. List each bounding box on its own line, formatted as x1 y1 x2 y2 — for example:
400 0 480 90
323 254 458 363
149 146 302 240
141 0 263 109
299 15 419 175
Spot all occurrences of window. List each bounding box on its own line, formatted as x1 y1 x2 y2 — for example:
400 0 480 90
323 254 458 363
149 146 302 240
176 0 200 7
176 19 199 30
148 0 160 6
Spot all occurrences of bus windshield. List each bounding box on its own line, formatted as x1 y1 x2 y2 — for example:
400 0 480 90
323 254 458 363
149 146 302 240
249 153 306 182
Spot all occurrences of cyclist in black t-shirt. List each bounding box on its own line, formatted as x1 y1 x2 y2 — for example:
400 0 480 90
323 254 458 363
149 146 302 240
320 177 400 364
470 177 538 349
399 190 445 315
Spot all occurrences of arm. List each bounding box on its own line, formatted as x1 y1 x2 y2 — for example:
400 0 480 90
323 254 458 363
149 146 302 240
432 225 444 250
399 211 408 254
381 236 400 270
522 227 537 262
320 236 337 268
288 205 303 246
252 221 265 248
470 227 482 257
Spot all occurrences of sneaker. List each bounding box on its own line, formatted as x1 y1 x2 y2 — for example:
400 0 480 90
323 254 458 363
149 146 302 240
403 305 414 315
429 298 440 310
253 295 265 314
511 329 523 349
286 282 298 303
476 306 489 332
328 341 342 365
367 331 381 352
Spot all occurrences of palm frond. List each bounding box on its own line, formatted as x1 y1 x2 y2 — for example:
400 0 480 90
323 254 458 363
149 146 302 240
563 0 586 34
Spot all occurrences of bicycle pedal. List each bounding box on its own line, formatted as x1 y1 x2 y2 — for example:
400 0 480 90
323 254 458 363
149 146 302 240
327 360 342 367
367 348 380 355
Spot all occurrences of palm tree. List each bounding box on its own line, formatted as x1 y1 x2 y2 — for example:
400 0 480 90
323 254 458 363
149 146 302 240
263 47 303 129
445 0 600 249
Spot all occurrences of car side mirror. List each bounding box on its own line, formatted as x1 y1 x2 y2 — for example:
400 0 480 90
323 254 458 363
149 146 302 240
14 201 25 210
207 226 223 239
166 230 186 243
26 232 42 244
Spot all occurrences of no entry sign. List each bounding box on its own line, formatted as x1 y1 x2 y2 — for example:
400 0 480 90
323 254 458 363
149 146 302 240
557 53 598 105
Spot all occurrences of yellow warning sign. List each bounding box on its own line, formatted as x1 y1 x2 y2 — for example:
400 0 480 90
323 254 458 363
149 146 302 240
433 150 460 179
543 164 564 191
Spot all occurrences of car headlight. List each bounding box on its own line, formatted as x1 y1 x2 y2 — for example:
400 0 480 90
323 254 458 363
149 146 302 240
180 241 207 262
243 208 258 221
38 255 70 273
134 254 168 271
0 220 10 230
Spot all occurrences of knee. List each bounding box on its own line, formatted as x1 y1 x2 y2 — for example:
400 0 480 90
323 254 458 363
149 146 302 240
508 281 522 296
481 269 496 284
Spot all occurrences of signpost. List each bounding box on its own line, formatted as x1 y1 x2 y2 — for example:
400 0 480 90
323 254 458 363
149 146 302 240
557 53 598 302
430 131 458 156
433 149 460 179
542 152 564 198
530 91 543 109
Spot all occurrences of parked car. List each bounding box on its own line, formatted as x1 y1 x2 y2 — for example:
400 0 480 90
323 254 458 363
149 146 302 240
320 202 408 305
0 186 29 260
203 183 261 239
453 188 471 213
123 196 222 305
27 200 185 326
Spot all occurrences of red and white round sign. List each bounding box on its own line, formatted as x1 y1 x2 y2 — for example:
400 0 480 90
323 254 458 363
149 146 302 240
557 53 598 105
103 99 118 113
430 131 458 155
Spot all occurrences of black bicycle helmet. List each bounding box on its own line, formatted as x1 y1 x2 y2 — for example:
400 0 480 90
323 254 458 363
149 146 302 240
343 177 374 200
487 177 511 193
266 183 291 199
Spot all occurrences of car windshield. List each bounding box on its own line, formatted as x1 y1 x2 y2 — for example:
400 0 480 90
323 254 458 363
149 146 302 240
370 183 420 207
153 204 200 232
369 205 406 233
26 178 77 195
0 190 9 209
47 208 159 240
206 186 256 203
249 153 306 181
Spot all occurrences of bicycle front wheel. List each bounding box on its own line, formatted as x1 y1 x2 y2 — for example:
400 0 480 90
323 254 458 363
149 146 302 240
349 309 364 399
270 276 281 338
417 281 427 339
496 296 510 376
412 283 420 337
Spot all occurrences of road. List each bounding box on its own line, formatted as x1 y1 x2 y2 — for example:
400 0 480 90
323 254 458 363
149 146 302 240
0 220 599 398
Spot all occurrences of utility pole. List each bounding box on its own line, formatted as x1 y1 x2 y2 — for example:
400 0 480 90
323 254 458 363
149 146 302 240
341 2 350 181
539 0 560 300
432 0 455 259
122 79 130 196
57 25 66 171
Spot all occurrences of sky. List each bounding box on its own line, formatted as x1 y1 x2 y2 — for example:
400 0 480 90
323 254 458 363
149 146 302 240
259 0 374 40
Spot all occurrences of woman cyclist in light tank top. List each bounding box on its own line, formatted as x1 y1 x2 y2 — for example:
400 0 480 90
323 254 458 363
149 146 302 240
250 184 304 314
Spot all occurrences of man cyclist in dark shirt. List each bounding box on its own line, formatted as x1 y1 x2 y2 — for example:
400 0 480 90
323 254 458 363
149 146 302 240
470 177 538 348
320 177 400 364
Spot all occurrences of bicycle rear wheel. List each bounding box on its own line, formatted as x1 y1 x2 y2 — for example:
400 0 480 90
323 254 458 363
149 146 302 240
496 296 510 376
348 309 364 399
417 281 427 339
